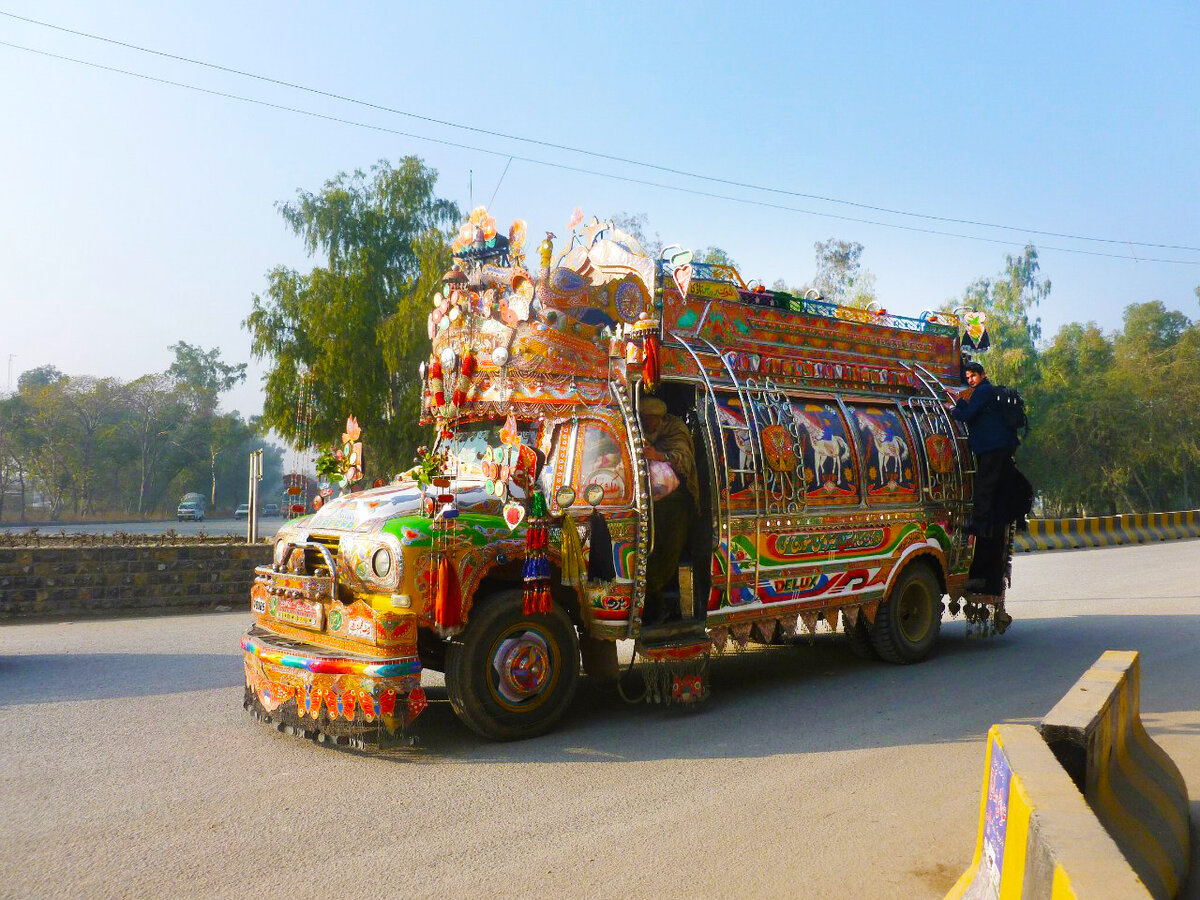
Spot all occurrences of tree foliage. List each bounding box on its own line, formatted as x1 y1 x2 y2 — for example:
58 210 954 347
785 239 879 309
245 157 459 477
0 351 279 522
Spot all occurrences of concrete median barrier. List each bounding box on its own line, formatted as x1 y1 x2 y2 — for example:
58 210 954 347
1014 510 1199 553
948 651 1191 899
1040 651 1190 899
947 724 1148 899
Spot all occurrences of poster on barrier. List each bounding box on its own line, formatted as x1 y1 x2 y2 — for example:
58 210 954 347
965 732 1011 900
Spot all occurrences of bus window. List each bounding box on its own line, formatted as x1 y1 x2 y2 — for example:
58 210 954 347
789 399 860 505
847 403 920 504
574 421 631 506
713 391 761 515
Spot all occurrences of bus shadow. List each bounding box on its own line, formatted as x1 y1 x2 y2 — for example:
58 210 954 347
388 611 1200 765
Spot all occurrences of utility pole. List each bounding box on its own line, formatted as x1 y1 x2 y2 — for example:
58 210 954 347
6 354 14 395
247 448 263 543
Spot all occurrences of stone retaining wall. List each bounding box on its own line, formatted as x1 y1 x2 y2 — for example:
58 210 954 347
0 544 272 619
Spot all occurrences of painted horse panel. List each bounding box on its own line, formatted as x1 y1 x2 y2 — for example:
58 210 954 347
789 399 860 506
846 402 920 504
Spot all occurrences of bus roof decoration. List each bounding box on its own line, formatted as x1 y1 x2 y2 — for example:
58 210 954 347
955 308 990 351
424 208 966 429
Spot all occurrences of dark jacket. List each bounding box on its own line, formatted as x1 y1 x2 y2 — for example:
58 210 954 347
951 378 1018 453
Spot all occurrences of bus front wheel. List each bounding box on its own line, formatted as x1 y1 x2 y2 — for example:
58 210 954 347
445 591 580 741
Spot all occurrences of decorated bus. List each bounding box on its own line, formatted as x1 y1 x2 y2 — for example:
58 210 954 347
241 209 1013 745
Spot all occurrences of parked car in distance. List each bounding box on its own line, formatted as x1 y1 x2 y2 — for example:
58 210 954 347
233 503 251 519
177 500 205 522
261 503 280 517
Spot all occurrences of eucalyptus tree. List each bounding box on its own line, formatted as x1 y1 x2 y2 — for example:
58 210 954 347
245 157 459 476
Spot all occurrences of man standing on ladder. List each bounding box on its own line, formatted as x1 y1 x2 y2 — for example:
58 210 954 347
950 361 1018 593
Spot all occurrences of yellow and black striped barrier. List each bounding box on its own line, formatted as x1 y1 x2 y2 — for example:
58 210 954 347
1015 510 1200 553
947 651 1190 899
946 724 1148 899
1041 651 1190 899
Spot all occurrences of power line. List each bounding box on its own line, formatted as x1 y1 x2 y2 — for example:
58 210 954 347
3 39 1199 267
3 8 1198 255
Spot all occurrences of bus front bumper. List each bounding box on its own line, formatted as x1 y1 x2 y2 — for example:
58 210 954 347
241 626 426 744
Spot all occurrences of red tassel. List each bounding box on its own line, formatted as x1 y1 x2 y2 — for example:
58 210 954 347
428 359 442 380
643 334 660 389
452 387 466 406
434 556 462 628
523 586 535 616
540 585 552 614
461 351 477 377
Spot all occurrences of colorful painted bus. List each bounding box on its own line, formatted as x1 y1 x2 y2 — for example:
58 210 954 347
241 211 1012 745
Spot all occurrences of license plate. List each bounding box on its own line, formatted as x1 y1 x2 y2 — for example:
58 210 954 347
270 595 325 630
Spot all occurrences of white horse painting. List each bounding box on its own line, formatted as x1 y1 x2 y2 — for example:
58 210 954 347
855 411 909 485
715 403 754 475
797 415 852 486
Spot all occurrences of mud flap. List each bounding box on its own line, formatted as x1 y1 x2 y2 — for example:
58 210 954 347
635 635 712 705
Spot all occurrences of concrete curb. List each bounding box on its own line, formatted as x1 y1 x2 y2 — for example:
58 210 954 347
948 651 1191 899
1041 651 1190 899
1014 511 1200 553
947 724 1148 899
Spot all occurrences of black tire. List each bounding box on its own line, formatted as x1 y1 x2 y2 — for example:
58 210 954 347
869 563 942 664
843 610 878 659
445 591 580 741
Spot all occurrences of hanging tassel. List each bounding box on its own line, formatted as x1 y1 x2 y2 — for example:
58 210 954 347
559 514 585 586
642 334 660 390
428 358 445 409
522 490 553 615
433 556 462 628
587 507 615 581
453 351 476 407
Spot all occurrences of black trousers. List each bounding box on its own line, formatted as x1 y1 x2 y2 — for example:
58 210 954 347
971 447 1014 534
969 528 1008 594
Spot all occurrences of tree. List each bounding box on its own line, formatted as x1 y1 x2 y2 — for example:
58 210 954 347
167 343 248 504
607 212 663 260
17 365 65 393
245 157 459 476
809 239 878 309
697 246 739 271
168 342 247 408
954 245 1049 388
0 393 33 521
122 374 200 515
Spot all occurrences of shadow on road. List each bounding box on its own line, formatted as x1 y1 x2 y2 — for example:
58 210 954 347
366 611 1200 765
4 610 1197 770
0 652 241 707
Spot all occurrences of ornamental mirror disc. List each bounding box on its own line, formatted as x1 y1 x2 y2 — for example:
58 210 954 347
761 424 798 472
925 434 954 474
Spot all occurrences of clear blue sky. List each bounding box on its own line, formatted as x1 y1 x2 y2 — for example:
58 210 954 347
2 1 1197 420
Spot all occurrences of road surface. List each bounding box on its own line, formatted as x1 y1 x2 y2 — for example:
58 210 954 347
2 540 1198 898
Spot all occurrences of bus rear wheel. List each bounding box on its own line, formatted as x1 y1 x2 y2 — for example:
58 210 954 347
869 563 941 664
445 591 580 741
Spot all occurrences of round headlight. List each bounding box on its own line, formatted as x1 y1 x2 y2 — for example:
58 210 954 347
273 539 288 567
371 547 392 579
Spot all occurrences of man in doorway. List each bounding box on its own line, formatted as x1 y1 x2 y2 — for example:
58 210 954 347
639 396 699 625
950 360 1019 593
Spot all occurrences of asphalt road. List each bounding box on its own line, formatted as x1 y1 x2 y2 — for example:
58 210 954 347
2 541 1198 899
0 517 287 537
